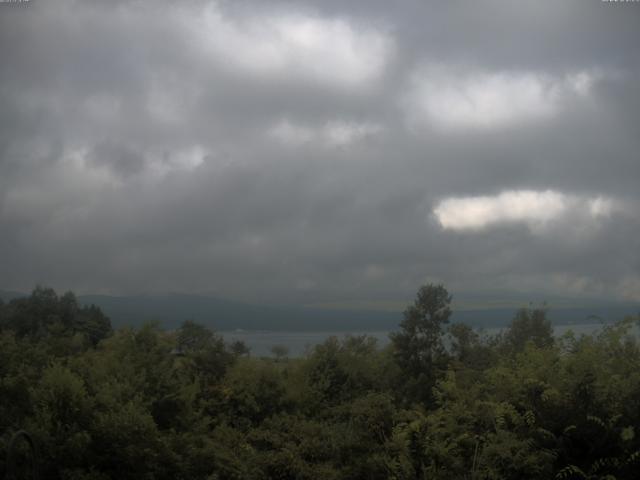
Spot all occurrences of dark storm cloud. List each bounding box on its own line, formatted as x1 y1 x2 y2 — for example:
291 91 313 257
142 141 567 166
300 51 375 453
1 0 639 303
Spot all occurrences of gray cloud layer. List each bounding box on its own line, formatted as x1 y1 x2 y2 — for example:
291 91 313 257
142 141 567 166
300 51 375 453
1 0 639 303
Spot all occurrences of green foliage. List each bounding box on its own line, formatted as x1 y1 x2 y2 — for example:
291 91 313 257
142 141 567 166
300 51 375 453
390 284 452 404
503 305 554 353
1 286 639 479
305 335 392 405
0 286 112 347
221 358 288 427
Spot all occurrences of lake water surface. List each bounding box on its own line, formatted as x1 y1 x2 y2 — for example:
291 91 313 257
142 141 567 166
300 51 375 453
221 323 610 357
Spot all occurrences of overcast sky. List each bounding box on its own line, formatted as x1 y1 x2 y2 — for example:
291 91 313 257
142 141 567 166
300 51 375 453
1 0 639 305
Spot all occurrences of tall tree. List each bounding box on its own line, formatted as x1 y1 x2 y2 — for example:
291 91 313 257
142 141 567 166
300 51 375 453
503 305 553 352
390 284 452 404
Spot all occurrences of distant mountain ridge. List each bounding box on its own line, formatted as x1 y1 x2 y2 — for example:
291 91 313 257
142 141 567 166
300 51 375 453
2 289 638 331
77 293 400 331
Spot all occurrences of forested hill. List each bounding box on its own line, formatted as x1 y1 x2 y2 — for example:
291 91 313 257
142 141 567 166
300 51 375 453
2 289 638 330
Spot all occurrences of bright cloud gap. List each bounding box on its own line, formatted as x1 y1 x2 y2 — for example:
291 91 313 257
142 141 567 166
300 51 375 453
433 190 614 232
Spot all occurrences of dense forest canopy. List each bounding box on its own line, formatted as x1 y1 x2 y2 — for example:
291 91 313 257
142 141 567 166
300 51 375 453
1 285 639 479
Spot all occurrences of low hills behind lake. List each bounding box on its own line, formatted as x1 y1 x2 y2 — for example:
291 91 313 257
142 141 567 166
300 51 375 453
2 290 638 331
